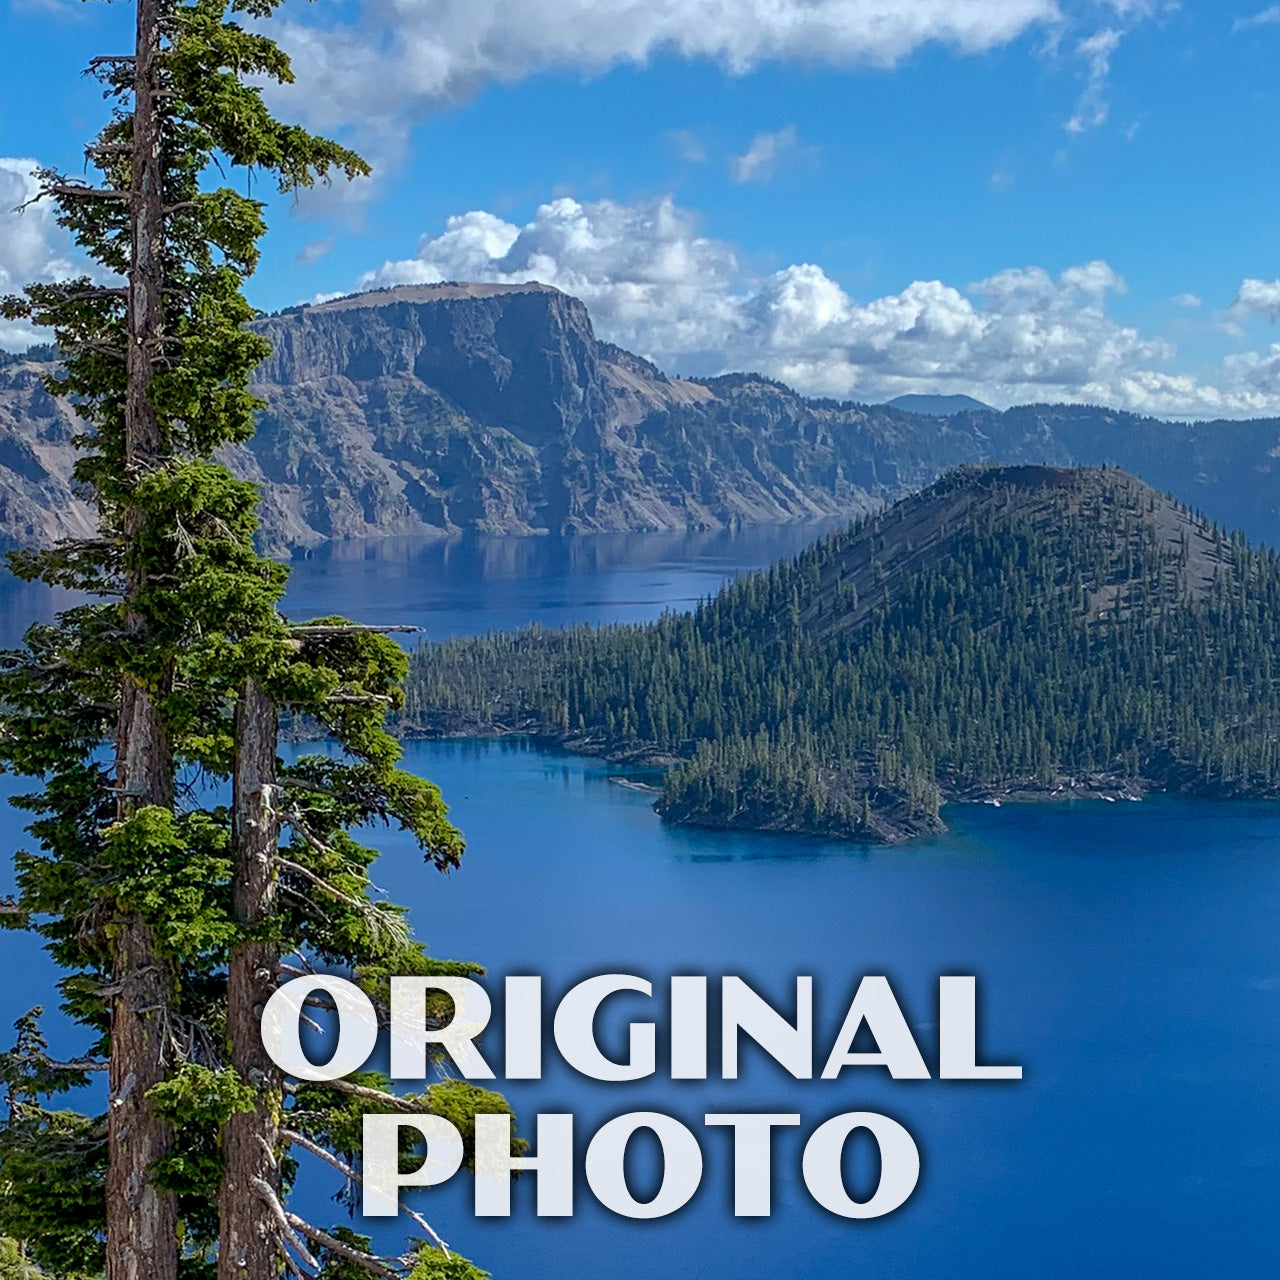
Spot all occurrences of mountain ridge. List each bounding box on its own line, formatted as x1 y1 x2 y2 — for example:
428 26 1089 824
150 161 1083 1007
1 283 1280 554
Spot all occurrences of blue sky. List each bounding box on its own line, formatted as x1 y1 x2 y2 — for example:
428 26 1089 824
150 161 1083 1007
4 0 1280 415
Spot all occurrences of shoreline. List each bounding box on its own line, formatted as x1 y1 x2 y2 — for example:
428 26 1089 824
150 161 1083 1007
384 717 1262 844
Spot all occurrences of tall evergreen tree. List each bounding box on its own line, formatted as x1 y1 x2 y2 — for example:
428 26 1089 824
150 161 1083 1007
0 2 508 1276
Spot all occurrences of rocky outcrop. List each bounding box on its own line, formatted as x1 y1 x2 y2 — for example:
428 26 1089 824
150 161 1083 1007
0 361 95 547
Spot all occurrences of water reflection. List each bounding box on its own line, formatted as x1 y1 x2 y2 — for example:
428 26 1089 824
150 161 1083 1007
0 520 850 648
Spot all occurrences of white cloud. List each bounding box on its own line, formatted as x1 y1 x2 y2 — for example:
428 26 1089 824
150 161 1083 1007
1233 5 1280 32
1223 343 1280 395
1064 27 1123 132
272 0 1061 149
0 158 81 351
1173 292 1202 309
731 126 799 183
354 193 1280 417
1230 278 1280 321
296 237 336 265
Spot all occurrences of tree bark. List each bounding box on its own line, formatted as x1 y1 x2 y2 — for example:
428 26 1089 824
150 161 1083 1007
219 680 283 1279
105 0 180 1275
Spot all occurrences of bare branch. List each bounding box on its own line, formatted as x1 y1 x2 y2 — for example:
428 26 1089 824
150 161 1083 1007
304 1076 423 1114
39 1053 108 1073
39 286 129 305
251 1178 318 1271
47 184 130 202
284 1215 399 1277
282 1128 451 1254
296 1008 324 1036
276 855 371 916
256 1133 279 1171
277 842 408 950
281 1249 309 1280
61 339 126 360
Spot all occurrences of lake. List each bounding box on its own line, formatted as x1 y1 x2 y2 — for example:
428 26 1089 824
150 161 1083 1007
2 523 1279 1277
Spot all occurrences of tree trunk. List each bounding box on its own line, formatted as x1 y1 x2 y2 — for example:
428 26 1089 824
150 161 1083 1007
105 0 180 1274
219 680 283 1279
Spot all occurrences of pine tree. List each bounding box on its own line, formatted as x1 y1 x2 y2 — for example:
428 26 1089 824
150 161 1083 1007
1 2 510 1276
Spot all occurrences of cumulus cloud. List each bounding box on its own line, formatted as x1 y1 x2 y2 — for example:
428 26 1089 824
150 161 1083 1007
1233 5 1280 33
271 0 1060 149
731 126 799 183
0 158 81 351
1231 278 1280 321
1173 293 1202 309
354 193 1280 417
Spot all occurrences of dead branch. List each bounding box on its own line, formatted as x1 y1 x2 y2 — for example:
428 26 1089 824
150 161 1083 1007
277 843 408 950
39 287 129 305
305 1075 422 1114
48 184 130 202
282 1127 450 1253
284 1215 400 1277
276 855 371 917
251 1178 318 1270
39 1052 108 1073
281 1250 309 1280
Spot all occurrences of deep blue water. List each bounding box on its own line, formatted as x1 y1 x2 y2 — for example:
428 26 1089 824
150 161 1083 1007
3 523 1280 1277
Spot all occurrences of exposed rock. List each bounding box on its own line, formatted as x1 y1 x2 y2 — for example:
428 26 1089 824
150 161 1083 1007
4 282 1280 555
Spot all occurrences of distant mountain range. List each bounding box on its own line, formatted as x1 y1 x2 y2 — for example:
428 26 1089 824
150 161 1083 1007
1 282 1279 553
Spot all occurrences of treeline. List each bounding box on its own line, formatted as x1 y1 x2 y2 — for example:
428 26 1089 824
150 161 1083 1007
400 468 1280 840
0 344 58 370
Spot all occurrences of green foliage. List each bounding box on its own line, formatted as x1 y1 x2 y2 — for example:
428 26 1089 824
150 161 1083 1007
406 1249 491 1280
291 1074 524 1175
403 467 1280 839
0 0 487 1271
0 1016 105 1276
416 1080 528 1173
0 1238 49 1280
147 1066 260 1254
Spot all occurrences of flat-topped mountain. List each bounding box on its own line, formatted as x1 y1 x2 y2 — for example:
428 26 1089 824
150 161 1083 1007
884 393 992 415
4 284 1280 553
402 465 1280 841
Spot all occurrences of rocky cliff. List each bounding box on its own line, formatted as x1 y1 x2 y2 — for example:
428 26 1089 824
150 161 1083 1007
3 282 1280 554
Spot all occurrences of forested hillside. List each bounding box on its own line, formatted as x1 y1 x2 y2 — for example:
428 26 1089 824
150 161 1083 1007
399 465 1280 842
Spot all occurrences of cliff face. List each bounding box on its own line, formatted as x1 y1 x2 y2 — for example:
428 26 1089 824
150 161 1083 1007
0 361 95 547
233 282 894 551
3 282 1280 554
